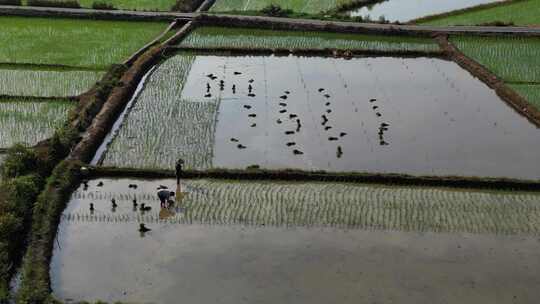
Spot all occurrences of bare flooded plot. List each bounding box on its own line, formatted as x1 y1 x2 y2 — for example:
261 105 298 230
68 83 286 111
179 26 440 52
103 53 540 180
347 0 504 22
51 178 540 303
0 99 73 148
0 68 103 97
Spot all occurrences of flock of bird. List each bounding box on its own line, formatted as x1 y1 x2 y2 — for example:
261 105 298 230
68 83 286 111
369 98 390 146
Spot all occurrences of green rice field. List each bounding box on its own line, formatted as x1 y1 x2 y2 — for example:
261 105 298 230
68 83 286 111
0 68 103 97
179 26 441 52
68 178 540 234
451 36 540 83
419 0 540 26
0 98 74 148
210 0 359 14
510 84 540 109
0 16 166 69
78 0 176 11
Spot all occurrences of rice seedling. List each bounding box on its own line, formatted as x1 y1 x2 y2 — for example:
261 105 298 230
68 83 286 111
0 68 103 97
0 98 74 148
67 178 540 234
419 0 540 26
102 54 220 170
180 26 440 52
510 84 540 110
0 16 167 69
210 0 360 14
451 36 540 83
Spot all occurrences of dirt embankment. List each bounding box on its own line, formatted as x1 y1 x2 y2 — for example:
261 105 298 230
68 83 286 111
436 35 540 127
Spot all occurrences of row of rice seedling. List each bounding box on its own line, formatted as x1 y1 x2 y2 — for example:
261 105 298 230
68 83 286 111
78 0 177 10
210 0 359 14
0 16 167 69
419 0 540 26
180 26 441 52
451 35 540 83
101 54 219 170
0 68 103 97
0 98 74 148
510 84 540 109
70 178 540 234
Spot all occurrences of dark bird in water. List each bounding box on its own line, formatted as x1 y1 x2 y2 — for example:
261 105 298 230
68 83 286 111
232 84 236 94
237 144 247 149
284 90 290 94
280 95 288 100
381 122 389 127
289 114 298 119
220 80 224 85
325 102 331 106
248 113 257 118
128 184 138 189
279 103 287 107
248 93 256 97
286 142 296 147
230 138 239 142
370 98 377 102
321 115 328 125
372 106 379 110
293 149 304 155
97 181 104 187
206 73 214 78
234 71 242 75
111 199 118 208
380 140 389 146
204 93 212 98
157 185 168 190
243 105 252 109
324 126 332 131
318 88 325 92
279 109 287 114
251 123 257 127
89 203 95 212
140 203 151 212
376 112 382 117
324 94 331 98
276 119 282 124
133 199 138 208
139 223 151 233
206 82 210 89
339 132 347 137
285 131 295 135
248 84 253 92
328 137 338 141
248 79 254 83
337 146 343 158
326 109 332 113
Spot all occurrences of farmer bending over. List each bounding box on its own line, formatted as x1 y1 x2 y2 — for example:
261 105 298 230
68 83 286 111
157 188 175 208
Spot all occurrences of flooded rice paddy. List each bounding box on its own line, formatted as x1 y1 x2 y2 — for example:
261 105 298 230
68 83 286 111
347 0 504 22
102 53 540 180
51 178 540 303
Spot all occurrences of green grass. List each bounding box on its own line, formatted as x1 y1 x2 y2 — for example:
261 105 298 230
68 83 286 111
102 54 219 170
510 84 540 109
451 36 540 83
67 178 540 234
0 16 167 69
0 98 74 148
0 68 103 97
210 0 361 14
419 0 540 26
180 26 441 52
79 0 176 10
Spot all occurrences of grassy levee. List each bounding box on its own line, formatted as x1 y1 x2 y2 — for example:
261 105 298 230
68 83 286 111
415 0 540 26
0 16 167 69
179 25 441 52
0 64 126 301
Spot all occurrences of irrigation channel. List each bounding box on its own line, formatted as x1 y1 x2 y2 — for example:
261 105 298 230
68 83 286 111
346 0 505 22
51 178 540 303
96 52 540 180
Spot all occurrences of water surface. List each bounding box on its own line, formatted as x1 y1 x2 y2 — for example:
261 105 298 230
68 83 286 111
348 0 504 22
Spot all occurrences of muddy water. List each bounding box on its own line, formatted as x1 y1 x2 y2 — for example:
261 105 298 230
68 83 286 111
179 55 540 180
347 0 504 22
51 178 540 304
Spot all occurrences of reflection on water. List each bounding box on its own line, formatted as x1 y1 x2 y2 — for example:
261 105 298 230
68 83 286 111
180 54 540 180
51 178 540 304
347 0 504 22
